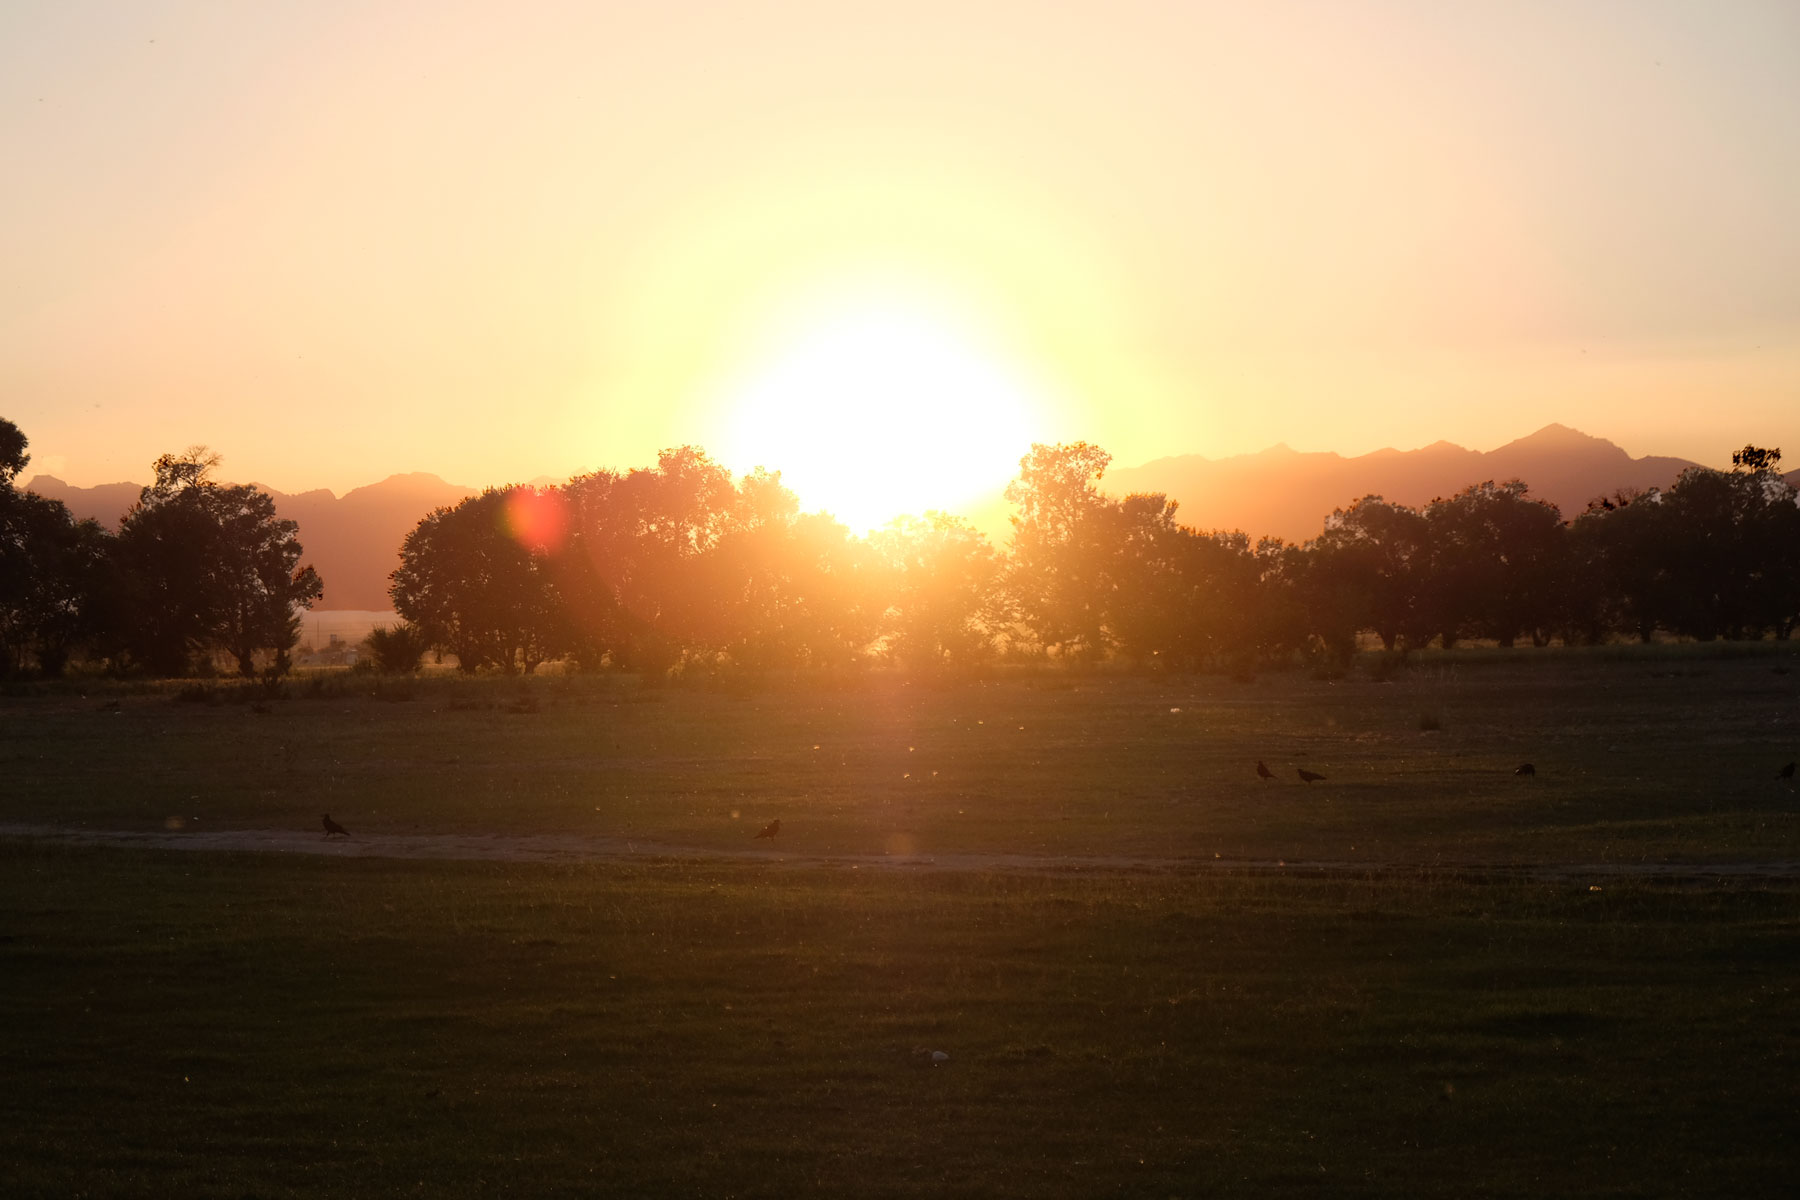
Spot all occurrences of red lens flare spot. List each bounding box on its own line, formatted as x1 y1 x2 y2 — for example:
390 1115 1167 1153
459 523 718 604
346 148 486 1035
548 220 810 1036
505 488 568 553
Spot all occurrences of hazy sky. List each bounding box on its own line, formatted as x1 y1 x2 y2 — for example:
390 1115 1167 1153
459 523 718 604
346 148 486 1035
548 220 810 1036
4 0 1796 514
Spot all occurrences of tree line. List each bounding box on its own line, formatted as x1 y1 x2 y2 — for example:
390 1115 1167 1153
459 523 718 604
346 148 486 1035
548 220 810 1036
383 440 1800 677
5 411 1796 681
0 420 320 679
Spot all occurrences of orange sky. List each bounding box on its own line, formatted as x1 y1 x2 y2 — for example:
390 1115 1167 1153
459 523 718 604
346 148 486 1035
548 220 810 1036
3 1 1796 520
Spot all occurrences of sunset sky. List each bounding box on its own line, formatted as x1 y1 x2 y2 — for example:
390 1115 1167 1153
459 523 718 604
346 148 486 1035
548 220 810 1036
3 0 1796 525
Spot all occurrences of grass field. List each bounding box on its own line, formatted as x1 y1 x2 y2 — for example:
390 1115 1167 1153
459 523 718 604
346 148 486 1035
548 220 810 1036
5 643 1798 865
4 646 1799 1195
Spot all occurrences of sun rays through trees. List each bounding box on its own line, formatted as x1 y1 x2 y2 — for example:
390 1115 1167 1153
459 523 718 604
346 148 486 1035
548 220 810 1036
381 439 1800 679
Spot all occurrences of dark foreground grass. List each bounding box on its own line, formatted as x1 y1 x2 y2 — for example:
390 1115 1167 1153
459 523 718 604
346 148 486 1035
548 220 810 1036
4 646 1800 865
3 842 1796 1197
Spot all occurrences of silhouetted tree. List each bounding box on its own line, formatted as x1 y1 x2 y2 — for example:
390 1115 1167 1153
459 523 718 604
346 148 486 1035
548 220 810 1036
363 622 432 674
1188 530 1270 669
216 495 325 676
1094 495 1264 671
1658 469 1750 640
0 419 112 676
0 419 27 485
1567 488 1670 642
1307 495 1430 651
1729 447 1800 639
1004 442 1116 660
555 451 890 676
553 468 628 670
1101 492 1191 666
777 511 884 669
1560 499 1620 645
1248 536 1315 665
1652 454 1800 640
390 487 565 673
558 448 754 675
703 466 809 671
871 512 1004 669
1421 481 1563 647
109 449 322 676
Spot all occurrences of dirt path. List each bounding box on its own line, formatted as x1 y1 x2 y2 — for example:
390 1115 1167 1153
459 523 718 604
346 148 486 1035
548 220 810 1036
6 822 1800 883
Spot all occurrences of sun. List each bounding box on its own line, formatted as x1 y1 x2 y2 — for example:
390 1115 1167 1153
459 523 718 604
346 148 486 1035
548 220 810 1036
712 296 1057 532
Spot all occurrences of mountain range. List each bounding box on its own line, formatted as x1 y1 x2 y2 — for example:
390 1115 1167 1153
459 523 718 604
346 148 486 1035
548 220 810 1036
1104 423 1739 541
23 425 1794 610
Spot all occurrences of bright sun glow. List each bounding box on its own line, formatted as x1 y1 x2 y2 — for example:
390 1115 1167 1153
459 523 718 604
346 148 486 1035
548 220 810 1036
714 298 1055 532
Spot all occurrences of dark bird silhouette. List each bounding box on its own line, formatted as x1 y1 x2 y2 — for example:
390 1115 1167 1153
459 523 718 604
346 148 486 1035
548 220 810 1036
1779 762 1796 781
1256 759 1275 782
321 814 349 839
753 818 781 841
1515 763 1536 776
1296 768 1326 784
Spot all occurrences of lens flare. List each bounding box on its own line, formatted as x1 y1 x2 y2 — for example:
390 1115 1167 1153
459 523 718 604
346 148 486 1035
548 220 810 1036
504 487 568 553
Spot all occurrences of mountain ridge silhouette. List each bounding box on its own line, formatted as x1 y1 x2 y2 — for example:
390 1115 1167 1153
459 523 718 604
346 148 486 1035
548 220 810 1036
1104 423 1727 541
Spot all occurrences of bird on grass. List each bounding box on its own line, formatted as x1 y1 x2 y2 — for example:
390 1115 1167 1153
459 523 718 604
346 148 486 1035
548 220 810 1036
321 814 349 839
1256 760 1275 782
1779 762 1796 782
1296 768 1326 784
753 818 781 841
1515 763 1537 777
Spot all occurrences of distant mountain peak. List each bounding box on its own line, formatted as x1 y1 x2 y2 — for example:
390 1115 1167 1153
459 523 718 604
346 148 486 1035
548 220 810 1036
1502 423 1614 450
374 471 460 486
339 472 475 505
1253 442 1340 461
